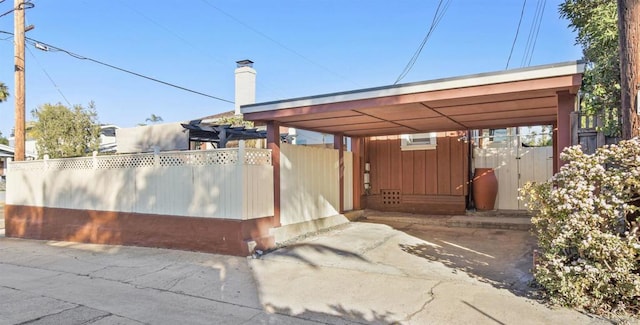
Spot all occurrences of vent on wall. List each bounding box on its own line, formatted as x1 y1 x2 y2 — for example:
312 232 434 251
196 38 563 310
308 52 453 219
381 189 401 205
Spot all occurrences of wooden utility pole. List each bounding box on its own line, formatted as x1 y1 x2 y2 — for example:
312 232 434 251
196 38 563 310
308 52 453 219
13 0 25 160
618 0 640 139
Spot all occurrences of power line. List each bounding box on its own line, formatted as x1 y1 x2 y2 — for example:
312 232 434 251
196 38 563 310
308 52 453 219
0 30 234 104
506 0 527 69
199 0 360 88
526 0 546 66
116 0 227 68
394 0 452 84
117 0 289 100
25 45 72 106
520 0 545 67
0 0 33 19
520 0 538 66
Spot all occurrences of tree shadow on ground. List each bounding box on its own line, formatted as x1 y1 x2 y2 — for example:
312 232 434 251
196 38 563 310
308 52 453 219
265 242 369 269
265 302 401 325
367 218 540 299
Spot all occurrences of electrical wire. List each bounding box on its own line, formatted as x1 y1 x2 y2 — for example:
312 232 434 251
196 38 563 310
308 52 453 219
520 0 545 67
393 0 452 84
0 30 234 104
521 0 539 66
506 0 527 69
116 0 227 68
26 45 72 106
525 0 546 66
0 0 33 19
199 0 360 88
120 0 286 97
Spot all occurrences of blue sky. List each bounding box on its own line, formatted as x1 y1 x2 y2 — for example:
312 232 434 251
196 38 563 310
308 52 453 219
0 0 581 137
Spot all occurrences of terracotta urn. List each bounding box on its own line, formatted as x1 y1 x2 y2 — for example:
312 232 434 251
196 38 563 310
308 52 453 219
472 168 498 211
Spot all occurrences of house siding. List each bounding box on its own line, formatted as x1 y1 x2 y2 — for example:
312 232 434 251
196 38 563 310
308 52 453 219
363 133 469 214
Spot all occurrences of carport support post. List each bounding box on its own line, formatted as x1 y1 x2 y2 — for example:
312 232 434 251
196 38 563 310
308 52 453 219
351 137 363 210
556 90 575 172
266 121 281 227
552 122 559 174
334 133 344 213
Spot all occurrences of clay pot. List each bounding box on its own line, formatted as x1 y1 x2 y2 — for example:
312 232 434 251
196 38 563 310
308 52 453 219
473 168 498 211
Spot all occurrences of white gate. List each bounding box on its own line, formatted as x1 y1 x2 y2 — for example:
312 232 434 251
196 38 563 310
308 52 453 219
473 128 553 210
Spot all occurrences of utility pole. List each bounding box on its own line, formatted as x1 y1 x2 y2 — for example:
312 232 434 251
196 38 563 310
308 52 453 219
13 0 25 160
618 0 640 139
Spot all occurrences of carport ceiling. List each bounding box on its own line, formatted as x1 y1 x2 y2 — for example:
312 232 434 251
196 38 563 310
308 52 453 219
242 61 584 137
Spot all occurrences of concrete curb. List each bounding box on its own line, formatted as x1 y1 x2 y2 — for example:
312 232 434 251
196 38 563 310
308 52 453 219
363 210 532 231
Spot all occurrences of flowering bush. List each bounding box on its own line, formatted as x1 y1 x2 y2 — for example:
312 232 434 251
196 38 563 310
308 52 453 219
520 138 640 315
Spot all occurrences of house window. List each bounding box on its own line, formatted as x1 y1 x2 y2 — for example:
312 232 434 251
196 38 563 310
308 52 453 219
401 132 437 151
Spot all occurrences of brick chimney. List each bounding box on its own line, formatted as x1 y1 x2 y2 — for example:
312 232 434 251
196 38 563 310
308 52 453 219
234 59 256 115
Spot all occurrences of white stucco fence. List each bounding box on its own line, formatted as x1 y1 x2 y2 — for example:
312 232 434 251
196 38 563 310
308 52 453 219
8 144 355 226
6 148 274 220
280 144 353 226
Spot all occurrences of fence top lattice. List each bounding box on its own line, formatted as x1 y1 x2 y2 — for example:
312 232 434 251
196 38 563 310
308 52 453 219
8 148 272 171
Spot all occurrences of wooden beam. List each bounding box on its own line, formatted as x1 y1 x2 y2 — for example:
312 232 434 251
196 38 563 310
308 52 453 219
334 133 344 213
351 137 363 210
266 121 281 227
556 91 574 170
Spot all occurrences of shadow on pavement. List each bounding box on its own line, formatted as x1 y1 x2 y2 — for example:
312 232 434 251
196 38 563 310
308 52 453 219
0 236 405 324
266 303 400 325
365 218 538 297
267 242 369 268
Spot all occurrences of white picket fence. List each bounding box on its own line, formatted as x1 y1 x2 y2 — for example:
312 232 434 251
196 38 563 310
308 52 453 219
7 148 274 220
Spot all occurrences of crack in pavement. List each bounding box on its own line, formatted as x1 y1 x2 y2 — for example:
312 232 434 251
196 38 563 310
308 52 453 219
163 268 200 292
2 283 144 325
117 263 176 282
401 281 443 323
356 232 400 256
1 260 255 315
15 305 81 325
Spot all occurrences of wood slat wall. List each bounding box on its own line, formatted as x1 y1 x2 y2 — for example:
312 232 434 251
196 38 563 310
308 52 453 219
365 133 469 197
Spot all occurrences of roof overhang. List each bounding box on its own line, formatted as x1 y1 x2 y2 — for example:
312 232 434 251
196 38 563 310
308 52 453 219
242 61 585 137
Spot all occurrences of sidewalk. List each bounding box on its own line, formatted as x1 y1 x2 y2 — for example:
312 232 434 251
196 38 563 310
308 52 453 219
0 219 614 324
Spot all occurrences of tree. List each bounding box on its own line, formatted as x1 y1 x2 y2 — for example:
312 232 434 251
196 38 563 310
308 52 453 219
144 114 163 125
0 82 9 103
31 102 101 159
0 83 9 145
0 131 8 145
216 115 253 128
617 0 639 139
560 0 621 136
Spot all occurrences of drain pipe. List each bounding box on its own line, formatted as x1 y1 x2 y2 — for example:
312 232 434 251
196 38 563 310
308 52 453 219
467 129 475 211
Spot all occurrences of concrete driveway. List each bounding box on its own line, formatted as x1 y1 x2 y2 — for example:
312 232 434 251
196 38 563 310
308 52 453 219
0 218 612 324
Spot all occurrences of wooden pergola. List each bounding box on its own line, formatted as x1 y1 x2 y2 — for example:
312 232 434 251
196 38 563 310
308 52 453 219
181 121 267 148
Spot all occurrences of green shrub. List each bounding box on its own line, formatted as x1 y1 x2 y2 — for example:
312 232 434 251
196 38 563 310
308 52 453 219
520 138 640 315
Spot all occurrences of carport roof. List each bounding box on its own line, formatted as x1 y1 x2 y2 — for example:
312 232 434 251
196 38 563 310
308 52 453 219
242 61 584 137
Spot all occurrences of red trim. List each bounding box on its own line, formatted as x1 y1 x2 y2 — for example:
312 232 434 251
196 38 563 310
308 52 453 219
352 137 363 210
4 205 274 256
556 91 574 171
266 121 281 227
334 133 344 213
244 75 580 121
